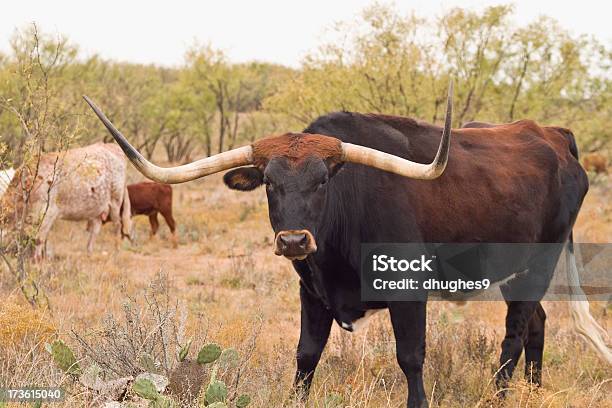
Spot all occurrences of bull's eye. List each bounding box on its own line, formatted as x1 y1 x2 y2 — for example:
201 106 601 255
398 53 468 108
316 178 328 190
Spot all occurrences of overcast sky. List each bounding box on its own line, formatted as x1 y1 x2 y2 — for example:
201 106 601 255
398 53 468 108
1 0 610 68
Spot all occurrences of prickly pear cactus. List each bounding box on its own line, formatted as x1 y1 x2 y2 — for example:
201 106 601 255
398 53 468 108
132 378 177 407
217 348 239 369
152 395 176 408
197 343 222 364
47 339 81 375
79 363 102 390
135 373 169 393
177 338 193 362
235 394 251 408
139 352 158 373
132 378 160 400
204 380 227 405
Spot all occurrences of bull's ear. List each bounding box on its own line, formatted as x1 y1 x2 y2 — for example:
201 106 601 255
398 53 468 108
223 167 263 191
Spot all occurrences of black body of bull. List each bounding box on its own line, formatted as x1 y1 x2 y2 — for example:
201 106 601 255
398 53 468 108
288 113 587 407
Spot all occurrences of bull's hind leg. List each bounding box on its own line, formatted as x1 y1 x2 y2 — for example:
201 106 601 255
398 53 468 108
496 301 538 390
524 303 546 385
87 218 102 253
496 245 561 391
148 212 159 237
108 201 123 241
160 210 177 248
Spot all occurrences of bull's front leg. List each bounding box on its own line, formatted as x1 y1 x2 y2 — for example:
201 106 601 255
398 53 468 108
293 282 333 400
389 302 428 408
34 209 58 262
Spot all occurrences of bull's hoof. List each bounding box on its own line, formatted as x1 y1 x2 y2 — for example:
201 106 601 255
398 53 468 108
407 399 429 408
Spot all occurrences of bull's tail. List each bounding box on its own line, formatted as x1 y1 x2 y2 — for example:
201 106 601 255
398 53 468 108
566 234 611 364
120 185 132 239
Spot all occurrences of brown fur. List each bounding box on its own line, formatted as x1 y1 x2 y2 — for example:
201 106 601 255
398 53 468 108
582 152 607 174
230 172 254 187
251 133 343 168
126 181 177 247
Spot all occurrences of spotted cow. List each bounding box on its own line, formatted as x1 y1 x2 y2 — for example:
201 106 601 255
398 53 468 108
2 143 131 259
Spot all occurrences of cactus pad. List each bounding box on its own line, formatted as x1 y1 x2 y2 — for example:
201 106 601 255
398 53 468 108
218 348 239 369
132 378 160 400
197 343 222 364
178 338 193 362
204 380 227 405
235 394 251 408
48 339 81 375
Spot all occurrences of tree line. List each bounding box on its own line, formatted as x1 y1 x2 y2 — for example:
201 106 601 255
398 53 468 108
1 4 610 167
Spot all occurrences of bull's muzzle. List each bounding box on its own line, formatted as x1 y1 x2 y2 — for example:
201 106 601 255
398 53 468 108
274 229 317 260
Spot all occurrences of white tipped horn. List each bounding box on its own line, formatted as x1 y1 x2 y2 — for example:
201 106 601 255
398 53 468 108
341 80 453 180
83 96 253 184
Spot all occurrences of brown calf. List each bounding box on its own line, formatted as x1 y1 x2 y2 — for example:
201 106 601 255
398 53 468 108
127 181 177 247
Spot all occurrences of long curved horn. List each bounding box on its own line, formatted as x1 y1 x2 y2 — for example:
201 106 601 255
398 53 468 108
83 96 253 184
340 80 453 180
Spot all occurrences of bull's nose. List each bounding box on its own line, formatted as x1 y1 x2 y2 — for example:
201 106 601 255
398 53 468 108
279 232 307 249
274 230 317 260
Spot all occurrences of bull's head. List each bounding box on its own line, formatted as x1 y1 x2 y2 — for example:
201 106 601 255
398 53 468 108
83 82 452 260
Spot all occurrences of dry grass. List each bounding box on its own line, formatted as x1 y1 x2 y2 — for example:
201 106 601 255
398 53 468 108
0 171 610 407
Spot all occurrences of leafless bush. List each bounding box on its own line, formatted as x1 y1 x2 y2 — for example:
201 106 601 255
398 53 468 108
72 271 189 378
0 24 78 309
